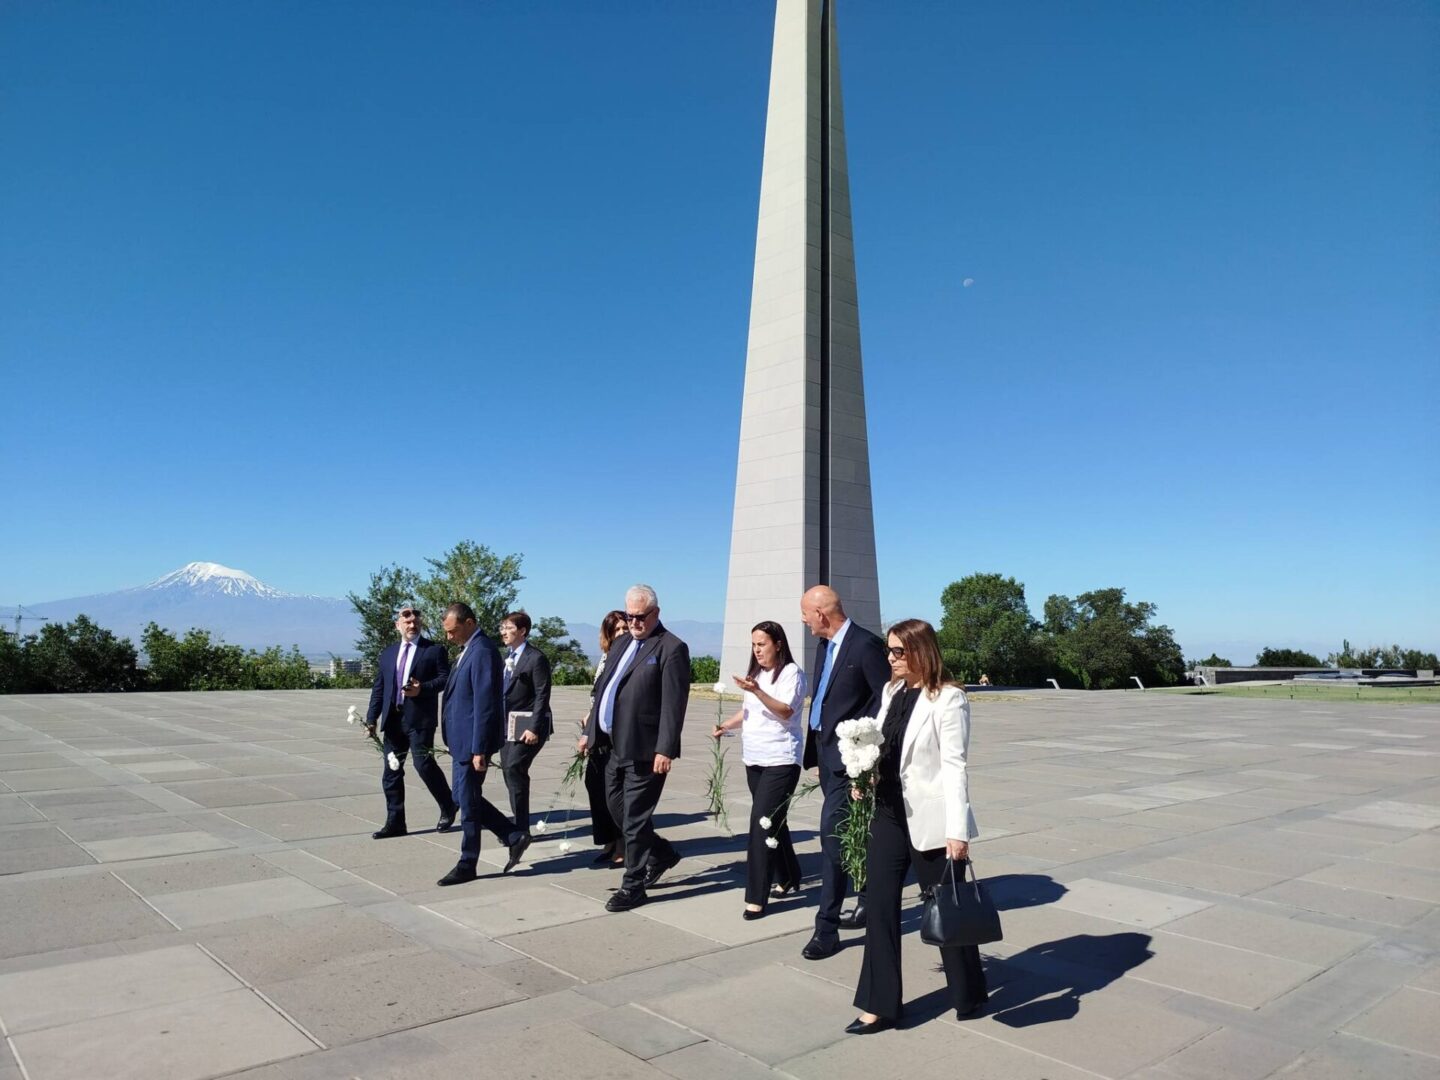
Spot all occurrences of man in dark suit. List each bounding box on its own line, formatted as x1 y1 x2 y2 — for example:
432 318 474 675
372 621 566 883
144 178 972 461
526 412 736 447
436 602 529 887
581 584 689 912
365 603 457 839
799 585 890 960
498 610 552 839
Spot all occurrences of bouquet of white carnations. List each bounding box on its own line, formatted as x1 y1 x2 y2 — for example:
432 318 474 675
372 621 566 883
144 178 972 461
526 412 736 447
834 716 883 890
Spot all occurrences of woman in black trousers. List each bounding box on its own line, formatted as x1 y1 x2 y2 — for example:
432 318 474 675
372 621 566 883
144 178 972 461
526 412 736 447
712 621 807 918
579 610 627 865
849 619 988 1034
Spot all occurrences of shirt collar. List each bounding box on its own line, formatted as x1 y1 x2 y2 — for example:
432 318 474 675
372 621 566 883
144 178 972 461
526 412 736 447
829 618 853 652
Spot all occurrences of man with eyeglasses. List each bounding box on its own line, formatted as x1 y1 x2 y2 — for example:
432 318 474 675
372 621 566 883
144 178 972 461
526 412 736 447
798 585 889 960
364 604 457 839
580 584 690 911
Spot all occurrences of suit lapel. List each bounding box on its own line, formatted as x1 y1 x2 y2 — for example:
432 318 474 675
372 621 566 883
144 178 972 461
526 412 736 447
899 689 930 767
615 628 663 693
822 626 857 704
446 641 471 692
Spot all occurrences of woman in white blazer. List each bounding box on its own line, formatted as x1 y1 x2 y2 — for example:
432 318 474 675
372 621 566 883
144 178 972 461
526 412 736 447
847 619 988 1035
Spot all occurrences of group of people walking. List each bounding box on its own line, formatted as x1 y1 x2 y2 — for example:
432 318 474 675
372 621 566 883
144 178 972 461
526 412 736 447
365 583 987 1033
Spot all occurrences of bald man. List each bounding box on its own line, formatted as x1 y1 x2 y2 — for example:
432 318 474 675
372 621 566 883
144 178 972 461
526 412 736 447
799 585 890 960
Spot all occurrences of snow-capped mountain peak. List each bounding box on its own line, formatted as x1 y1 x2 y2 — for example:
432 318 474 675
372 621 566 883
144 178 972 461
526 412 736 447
144 562 289 599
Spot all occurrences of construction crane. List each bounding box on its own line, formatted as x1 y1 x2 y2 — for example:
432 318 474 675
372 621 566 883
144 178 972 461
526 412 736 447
9 605 49 639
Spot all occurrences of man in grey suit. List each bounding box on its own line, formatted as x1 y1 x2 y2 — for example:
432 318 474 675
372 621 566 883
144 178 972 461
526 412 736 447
581 584 689 912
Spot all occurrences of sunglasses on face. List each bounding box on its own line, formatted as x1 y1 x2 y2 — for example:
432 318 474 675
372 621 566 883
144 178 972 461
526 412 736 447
887 646 907 659
623 609 654 623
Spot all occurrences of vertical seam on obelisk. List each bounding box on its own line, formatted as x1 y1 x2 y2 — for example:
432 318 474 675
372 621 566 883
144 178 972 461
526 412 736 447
818 0 832 588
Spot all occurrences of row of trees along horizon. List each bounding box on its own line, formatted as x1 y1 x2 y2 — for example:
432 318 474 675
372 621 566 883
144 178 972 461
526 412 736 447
2 548 1434 694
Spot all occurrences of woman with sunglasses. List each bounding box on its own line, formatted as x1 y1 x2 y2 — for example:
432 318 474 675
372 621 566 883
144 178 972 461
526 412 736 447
712 621 807 919
847 618 987 1034
578 609 628 865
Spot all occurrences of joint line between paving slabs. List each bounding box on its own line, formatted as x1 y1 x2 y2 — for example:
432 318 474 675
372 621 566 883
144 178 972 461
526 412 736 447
194 943 328 1050
628 1002 789 1077
107 869 183 930
1341 1029 1440 1063
6 1034 35 1080
418 904 585 981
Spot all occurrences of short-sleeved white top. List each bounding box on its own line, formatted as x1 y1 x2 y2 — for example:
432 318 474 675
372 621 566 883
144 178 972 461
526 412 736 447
741 662 808 767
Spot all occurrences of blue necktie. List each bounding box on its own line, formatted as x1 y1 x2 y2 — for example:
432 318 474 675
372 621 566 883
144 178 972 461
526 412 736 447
810 639 836 731
598 639 641 735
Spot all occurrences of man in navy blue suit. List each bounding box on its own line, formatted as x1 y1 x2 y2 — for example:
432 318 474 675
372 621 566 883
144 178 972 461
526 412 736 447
365 604 457 839
799 585 890 960
436 602 529 887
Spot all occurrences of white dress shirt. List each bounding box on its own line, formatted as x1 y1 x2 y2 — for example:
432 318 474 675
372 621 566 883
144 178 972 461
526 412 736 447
741 662 808 767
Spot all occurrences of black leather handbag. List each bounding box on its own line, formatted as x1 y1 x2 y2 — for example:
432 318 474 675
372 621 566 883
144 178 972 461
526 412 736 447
920 858 1003 947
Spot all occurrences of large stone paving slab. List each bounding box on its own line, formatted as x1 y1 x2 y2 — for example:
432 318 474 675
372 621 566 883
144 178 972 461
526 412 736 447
8 988 315 1080
0 687 1436 1078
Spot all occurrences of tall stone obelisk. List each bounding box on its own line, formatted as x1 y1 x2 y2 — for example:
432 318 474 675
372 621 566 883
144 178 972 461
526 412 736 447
720 0 881 681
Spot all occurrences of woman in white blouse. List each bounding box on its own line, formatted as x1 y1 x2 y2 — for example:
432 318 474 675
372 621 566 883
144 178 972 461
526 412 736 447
712 620 808 920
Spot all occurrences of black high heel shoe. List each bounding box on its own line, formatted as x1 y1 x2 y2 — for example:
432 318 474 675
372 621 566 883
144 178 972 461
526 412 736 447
742 906 765 921
844 1015 895 1035
591 843 616 866
770 882 799 898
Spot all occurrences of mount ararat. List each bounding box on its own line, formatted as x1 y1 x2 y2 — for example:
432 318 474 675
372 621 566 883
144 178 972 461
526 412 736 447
3 563 726 662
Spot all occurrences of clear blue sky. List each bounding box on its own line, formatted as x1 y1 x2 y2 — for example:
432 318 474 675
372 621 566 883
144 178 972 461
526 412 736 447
2 1 1436 662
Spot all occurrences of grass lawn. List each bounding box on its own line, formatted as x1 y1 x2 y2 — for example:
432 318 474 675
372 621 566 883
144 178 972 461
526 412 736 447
1158 682 1440 705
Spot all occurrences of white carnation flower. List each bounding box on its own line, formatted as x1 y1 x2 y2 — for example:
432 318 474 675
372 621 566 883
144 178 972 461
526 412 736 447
758 816 772 830
533 820 548 834
386 752 401 770
346 705 358 724
713 681 728 695
559 841 573 854
846 761 864 779
765 836 779 849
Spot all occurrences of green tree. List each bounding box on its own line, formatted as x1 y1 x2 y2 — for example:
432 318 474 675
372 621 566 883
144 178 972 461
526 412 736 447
529 615 593 685
348 563 425 661
1255 647 1324 667
142 624 247 690
417 541 524 640
690 655 720 685
1326 639 1439 670
26 616 143 692
1191 653 1232 667
937 573 1046 685
1045 588 1185 690
242 645 316 689
0 631 28 693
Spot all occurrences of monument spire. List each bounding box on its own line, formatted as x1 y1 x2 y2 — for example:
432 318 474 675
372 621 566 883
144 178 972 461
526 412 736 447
721 0 881 680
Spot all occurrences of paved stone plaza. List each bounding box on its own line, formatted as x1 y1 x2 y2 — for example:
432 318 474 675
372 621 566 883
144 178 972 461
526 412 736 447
0 688 1436 1079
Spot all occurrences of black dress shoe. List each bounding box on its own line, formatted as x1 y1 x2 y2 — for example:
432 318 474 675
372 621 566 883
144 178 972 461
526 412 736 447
503 833 531 874
770 882 799 897
643 847 681 887
372 821 407 840
844 1015 896 1035
838 900 868 930
801 934 839 960
435 807 457 833
742 907 765 921
437 864 477 886
605 886 648 912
